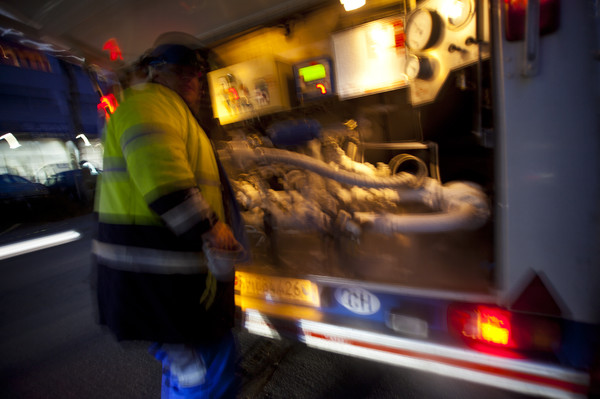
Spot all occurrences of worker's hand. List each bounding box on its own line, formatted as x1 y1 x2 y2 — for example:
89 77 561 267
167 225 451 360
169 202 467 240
202 221 240 251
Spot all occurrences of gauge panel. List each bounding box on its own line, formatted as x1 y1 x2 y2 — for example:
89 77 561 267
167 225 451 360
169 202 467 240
446 0 475 29
405 9 443 51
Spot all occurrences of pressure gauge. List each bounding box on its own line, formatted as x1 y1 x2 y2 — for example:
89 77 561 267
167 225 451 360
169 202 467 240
405 9 443 51
404 54 434 80
405 54 421 80
446 0 475 29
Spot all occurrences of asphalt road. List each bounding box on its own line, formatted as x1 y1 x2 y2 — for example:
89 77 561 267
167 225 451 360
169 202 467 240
0 213 529 399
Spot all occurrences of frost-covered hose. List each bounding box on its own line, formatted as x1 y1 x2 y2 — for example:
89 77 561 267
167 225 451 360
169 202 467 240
251 147 421 189
354 204 485 233
353 182 490 233
389 154 428 186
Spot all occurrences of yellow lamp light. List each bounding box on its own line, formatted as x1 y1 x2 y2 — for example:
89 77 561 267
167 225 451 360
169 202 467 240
340 0 366 12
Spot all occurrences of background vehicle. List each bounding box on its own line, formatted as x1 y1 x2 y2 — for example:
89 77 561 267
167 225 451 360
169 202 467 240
45 168 98 206
0 173 49 205
0 22 103 206
0 1 597 398
0 173 50 226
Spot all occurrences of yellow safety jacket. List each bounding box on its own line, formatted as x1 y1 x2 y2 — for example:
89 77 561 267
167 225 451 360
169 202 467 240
93 83 225 274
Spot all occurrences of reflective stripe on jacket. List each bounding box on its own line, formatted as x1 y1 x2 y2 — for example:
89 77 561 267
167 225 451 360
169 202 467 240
92 240 208 274
94 83 224 273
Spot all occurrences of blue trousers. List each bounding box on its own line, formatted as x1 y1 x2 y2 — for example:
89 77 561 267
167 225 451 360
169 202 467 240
150 331 238 399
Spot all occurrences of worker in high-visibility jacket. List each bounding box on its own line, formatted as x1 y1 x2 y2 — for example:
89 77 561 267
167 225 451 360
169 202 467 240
93 32 247 399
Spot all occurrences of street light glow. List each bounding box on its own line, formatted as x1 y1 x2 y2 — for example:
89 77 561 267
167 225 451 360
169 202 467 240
0 230 81 260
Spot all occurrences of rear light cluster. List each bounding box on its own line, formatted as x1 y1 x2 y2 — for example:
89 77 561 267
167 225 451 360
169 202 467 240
504 0 560 41
448 304 562 356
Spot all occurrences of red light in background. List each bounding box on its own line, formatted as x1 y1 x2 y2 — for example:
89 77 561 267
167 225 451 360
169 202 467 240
98 94 119 119
102 38 124 61
316 83 327 95
504 0 560 41
505 0 527 6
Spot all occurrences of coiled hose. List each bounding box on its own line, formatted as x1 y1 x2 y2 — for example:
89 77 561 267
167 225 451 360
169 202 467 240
251 147 425 189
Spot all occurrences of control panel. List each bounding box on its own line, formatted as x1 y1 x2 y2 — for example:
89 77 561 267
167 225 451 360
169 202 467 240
207 57 293 125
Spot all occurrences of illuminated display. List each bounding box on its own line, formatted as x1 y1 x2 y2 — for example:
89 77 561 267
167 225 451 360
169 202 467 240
299 64 326 82
332 18 409 100
294 57 334 101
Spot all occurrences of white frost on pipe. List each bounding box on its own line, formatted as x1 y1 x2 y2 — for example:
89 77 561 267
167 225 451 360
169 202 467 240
353 182 490 233
234 145 422 189
227 140 490 235
321 140 378 176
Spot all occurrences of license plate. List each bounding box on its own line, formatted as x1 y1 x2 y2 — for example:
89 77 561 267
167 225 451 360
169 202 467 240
235 271 320 307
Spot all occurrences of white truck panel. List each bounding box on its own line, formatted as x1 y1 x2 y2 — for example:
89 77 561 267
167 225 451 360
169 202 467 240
493 1 600 324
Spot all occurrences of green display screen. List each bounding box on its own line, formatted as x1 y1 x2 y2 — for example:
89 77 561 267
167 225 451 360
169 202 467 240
299 64 326 82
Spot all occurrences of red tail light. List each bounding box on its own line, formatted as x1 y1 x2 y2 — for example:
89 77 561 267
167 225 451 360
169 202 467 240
449 305 516 348
479 308 512 345
448 304 561 355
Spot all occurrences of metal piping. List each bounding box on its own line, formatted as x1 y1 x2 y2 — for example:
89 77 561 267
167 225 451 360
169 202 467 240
242 146 424 189
353 182 490 233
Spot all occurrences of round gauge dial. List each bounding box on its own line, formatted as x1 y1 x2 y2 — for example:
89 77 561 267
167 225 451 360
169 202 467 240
405 54 420 80
404 54 434 80
446 0 474 29
405 9 443 51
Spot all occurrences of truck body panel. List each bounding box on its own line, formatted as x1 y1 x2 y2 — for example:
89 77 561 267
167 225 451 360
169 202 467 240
0 1 597 397
493 1 600 324
208 2 599 397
